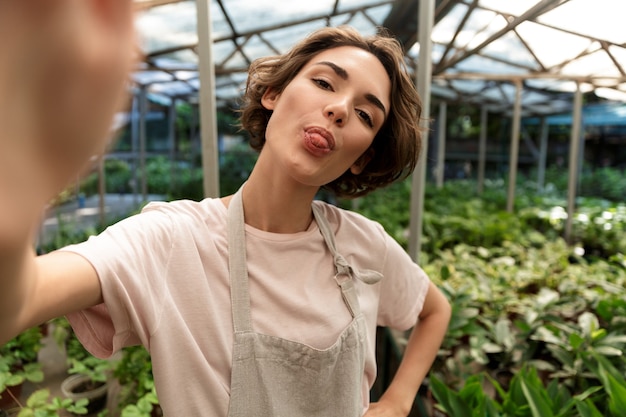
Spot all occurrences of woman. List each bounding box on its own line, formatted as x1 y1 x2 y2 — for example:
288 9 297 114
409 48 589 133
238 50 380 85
0 4 450 415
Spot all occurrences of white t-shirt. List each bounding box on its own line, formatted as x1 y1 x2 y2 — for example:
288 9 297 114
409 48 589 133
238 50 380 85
64 198 430 416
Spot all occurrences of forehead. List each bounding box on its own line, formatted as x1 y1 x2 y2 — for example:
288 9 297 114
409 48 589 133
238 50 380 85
303 46 391 104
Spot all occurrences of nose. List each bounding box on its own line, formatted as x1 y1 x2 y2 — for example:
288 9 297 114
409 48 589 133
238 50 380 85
325 99 349 126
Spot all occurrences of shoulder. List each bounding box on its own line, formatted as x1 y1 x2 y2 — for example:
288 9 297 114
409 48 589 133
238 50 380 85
142 197 224 217
312 200 388 244
140 198 226 227
313 200 385 229
84 198 226 246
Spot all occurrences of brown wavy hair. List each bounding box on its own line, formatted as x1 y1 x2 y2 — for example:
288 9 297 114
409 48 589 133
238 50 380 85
239 26 422 198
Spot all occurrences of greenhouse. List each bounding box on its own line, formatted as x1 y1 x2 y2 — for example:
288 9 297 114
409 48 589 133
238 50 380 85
1 1 625 416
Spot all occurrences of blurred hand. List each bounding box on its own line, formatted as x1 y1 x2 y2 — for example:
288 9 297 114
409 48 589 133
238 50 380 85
0 0 136 249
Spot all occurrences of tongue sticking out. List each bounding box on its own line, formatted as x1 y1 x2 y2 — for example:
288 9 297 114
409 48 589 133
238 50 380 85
303 131 332 156
308 132 329 149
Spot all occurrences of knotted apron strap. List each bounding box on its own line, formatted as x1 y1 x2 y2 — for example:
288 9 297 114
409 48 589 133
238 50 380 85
311 204 383 318
227 186 253 333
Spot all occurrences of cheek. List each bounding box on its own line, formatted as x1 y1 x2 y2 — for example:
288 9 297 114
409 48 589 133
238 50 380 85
347 130 376 155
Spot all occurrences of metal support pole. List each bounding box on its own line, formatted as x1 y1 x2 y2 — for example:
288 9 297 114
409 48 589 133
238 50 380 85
168 98 177 192
565 84 583 243
477 106 487 194
506 80 522 213
537 117 548 192
98 155 106 229
139 85 148 203
435 102 447 188
130 92 140 207
408 0 434 262
196 0 220 198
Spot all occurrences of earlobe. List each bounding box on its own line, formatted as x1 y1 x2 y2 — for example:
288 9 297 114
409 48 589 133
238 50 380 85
261 87 280 110
350 148 375 175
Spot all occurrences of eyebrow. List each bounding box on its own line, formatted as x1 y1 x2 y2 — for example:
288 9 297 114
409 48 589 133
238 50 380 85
314 61 388 117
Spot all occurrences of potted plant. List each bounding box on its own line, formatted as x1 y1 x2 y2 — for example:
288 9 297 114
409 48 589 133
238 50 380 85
60 330 113 415
0 327 44 411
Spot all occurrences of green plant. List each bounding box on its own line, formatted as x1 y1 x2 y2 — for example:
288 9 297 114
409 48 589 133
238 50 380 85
11 388 88 417
113 346 160 416
430 365 605 417
119 384 159 417
1 327 43 366
0 327 44 406
64 338 112 392
0 357 43 402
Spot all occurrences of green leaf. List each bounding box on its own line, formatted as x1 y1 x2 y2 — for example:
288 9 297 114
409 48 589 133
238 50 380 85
16 409 35 417
568 333 584 350
23 363 44 383
121 405 148 417
590 329 606 342
4 373 24 387
604 371 626 415
430 375 472 417
575 400 604 417
520 370 554 417
578 312 599 338
67 398 89 415
592 346 623 356
25 389 50 408
441 265 451 280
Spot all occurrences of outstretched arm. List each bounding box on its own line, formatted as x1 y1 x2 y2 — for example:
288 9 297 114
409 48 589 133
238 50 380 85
365 281 451 417
0 0 135 345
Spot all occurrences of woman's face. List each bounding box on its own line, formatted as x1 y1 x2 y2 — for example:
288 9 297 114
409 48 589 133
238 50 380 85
260 45 391 188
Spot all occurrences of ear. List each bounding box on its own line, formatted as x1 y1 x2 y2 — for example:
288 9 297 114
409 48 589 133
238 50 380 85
261 87 280 110
350 148 375 175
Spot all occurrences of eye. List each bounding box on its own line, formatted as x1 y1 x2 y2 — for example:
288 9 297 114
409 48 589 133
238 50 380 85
356 109 374 128
313 78 333 90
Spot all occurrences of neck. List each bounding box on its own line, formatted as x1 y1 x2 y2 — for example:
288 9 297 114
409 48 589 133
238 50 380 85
230 168 320 234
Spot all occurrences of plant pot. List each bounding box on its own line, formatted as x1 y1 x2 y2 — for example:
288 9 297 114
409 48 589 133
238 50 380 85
0 384 22 411
151 404 163 417
61 374 108 415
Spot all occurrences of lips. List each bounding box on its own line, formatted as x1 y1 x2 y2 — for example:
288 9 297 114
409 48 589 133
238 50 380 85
303 127 335 156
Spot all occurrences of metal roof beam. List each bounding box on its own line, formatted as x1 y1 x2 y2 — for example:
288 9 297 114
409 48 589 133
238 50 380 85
437 0 566 72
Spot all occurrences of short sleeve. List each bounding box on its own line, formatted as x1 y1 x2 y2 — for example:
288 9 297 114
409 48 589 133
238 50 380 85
62 205 175 358
376 233 430 330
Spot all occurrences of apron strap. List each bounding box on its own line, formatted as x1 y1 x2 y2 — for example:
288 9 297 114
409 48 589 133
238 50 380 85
227 185 384 331
312 204 383 318
227 186 253 333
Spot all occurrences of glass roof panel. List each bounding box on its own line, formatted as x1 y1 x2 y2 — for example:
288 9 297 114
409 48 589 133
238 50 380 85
450 79 487 94
221 0 336 33
561 47 621 78
338 0 393 11
537 0 626 44
150 81 196 97
132 71 175 85
461 10 507 50
477 0 542 16
136 2 198 54
261 24 322 53
131 0 626 113
515 20 592 69
478 30 539 70
454 54 529 75
431 3 470 45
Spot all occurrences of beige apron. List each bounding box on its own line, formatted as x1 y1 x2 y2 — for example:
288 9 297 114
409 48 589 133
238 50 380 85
226 186 382 417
